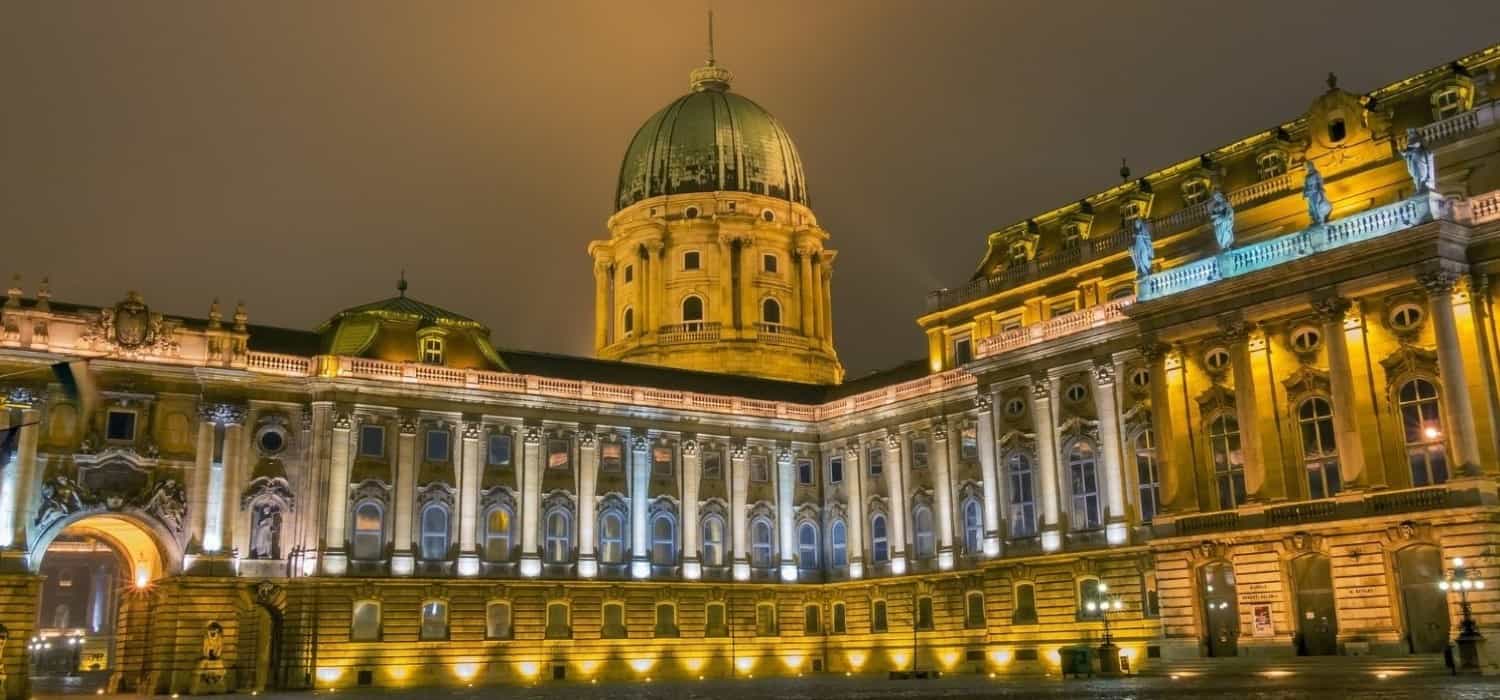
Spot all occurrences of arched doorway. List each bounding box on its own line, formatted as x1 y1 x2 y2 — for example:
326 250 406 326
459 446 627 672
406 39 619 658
237 583 286 692
1200 561 1239 657
1395 545 1450 653
1290 554 1338 655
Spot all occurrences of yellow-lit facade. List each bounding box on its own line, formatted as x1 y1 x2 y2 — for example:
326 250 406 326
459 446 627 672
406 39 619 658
1 43 1500 700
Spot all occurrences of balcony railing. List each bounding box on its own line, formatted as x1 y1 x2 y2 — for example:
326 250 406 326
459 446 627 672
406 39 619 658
1159 482 1482 538
975 296 1134 359
657 321 721 345
1415 100 1497 147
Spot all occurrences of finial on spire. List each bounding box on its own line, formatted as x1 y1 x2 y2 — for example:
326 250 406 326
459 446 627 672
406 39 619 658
397 270 408 297
707 10 716 66
689 10 733 92
1326 72 1338 90
1119 157 1131 182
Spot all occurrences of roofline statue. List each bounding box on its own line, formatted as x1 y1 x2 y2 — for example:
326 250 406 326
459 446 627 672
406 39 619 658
1403 128 1437 195
1303 161 1333 227
1209 189 1235 251
1129 218 1155 278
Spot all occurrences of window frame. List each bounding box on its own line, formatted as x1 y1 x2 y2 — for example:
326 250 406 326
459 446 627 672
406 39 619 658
350 600 382 642
418 502 450 562
543 508 571 564
1208 412 1248 509
682 250 701 271
482 504 514 562
797 521 819 570
358 424 386 459
419 599 450 641
485 600 513 640
1066 440 1102 530
871 513 890 563
1297 396 1342 499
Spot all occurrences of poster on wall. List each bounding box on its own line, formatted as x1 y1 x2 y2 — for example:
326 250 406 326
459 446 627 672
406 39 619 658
1251 604 1274 637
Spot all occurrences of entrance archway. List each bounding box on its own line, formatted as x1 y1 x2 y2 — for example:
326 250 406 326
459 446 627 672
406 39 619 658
1199 561 1239 657
237 583 287 692
1395 544 1450 653
1290 554 1338 655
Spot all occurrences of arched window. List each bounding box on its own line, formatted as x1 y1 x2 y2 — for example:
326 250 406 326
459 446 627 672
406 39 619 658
544 509 571 564
762 298 782 326
962 498 983 554
419 503 450 561
871 599 889 632
1399 378 1448 486
485 601 512 639
965 591 986 628
797 522 818 570
915 596 934 630
1006 452 1037 537
912 504 936 559
1298 397 1342 498
830 519 848 568
701 514 725 567
655 602 680 637
751 518 774 568
705 602 728 637
622 307 634 336
804 604 821 634
1012 583 1038 624
601 603 625 637
350 600 381 641
1133 429 1161 523
832 601 847 634
599 510 626 564
651 512 676 566
352 501 384 561
545 602 571 639
420 600 448 640
483 505 514 562
756 603 778 636
1067 441 1101 530
871 513 889 563
1208 414 1247 508
681 295 704 329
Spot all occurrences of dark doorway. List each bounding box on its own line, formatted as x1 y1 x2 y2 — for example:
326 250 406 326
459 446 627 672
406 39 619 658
1200 561 1239 657
1291 554 1338 655
1395 545 1450 653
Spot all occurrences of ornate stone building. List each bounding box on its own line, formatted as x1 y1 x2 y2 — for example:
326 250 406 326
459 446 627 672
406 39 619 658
1 41 1500 698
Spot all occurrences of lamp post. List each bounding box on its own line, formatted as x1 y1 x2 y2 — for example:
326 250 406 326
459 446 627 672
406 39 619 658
1084 582 1127 675
1439 556 1486 673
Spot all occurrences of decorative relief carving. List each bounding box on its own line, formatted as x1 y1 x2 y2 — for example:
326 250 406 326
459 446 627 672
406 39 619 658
78 291 180 357
332 413 353 430
525 426 544 445
200 403 246 427
462 423 481 440
681 439 698 456
579 431 597 449
1417 270 1461 297
1093 363 1116 387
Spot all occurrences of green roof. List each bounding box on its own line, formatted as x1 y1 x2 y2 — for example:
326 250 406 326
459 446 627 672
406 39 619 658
318 295 486 332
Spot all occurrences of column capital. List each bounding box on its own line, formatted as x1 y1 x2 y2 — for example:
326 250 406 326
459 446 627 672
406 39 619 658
462 422 482 441
4 385 42 408
579 431 598 450
932 421 949 442
777 448 793 465
843 443 860 461
974 393 993 412
885 432 902 450
1216 313 1253 342
1311 295 1352 322
331 412 352 430
680 438 698 456
730 442 748 460
1030 377 1052 400
201 402 248 426
398 417 419 436
1092 362 1116 388
525 426 544 445
1139 339 1172 362
1417 269 1463 297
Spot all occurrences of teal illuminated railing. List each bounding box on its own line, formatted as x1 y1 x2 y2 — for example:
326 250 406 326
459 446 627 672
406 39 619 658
1138 195 1442 301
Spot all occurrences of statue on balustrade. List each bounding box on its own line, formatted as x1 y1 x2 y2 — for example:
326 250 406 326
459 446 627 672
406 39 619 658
1129 217 1154 277
1303 161 1332 226
1209 190 1235 250
1402 128 1437 194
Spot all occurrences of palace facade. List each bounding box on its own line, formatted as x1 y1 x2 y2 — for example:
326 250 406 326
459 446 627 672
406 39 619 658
2 40 1500 698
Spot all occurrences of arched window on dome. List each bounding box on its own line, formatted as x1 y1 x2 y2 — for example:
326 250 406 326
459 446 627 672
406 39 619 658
622 307 634 337
761 298 782 327
682 295 705 331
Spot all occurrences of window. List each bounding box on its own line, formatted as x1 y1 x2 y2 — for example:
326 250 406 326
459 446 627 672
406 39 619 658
105 410 137 441
1121 200 1144 220
487 434 512 466
1256 150 1287 180
965 592 986 628
1399 378 1448 486
486 601 512 639
750 454 770 482
1208 414 1248 508
1109 285 1135 301
1290 326 1322 354
705 602 728 637
867 446 884 476
1204 347 1231 372
358 424 385 458
1008 242 1029 265
1078 579 1104 620
961 426 979 460
601 442 623 472
1143 570 1161 618
830 520 848 568
702 449 723 479
761 298 782 325
683 250 701 270
953 336 973 366
420 600 448 640
1134 430 1161 523
652 446 673 476
483 506 513 562
912 438 930 469
915 596 934 630
651 513 676 566
829 456 844 484
912 505 935 560
350 601 381 641
599 510 626 564
797 458 814 485
804 605 821 635
871 600 889 633
1064 383 1088 403
601 602 626 639
762 253 778 273
1012 583 1038 624
1181 177 1210 205
797 522 818 570
1298 397 1342 499
751 518 774 568
545 602 571 639
1007 452 1037 537
1004 398 1026 418
425 429 450 462
681 296 704 328
1062 223 1082 251
702 514 726 567
544 509 571 564
420 503 449 561
1390 303 1424 332
1129 367 1151 389
655 603 679 637
548 438 571 470
761 208 775 222
832 602 847 634
871 514 889 563
622 307 634 335
352 501 384 561
623 264 634 283
420 336 444 365
1433 86 1467 119
1068 441 1102 530
963 499 983 554
1049 299 1077 318
256 426 286 455
1327 117 1346 143
756 603 778 636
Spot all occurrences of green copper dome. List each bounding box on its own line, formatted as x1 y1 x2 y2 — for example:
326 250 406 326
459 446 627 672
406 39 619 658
615 62 810 212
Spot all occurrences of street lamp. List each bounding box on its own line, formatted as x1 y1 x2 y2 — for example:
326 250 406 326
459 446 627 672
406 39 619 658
1439 556 1486 673
1084 582 1128 675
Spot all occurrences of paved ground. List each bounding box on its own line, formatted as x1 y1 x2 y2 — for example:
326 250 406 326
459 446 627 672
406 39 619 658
37 671 1500 699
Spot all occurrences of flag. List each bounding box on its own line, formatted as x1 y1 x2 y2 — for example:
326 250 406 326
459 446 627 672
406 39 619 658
52 360 99 423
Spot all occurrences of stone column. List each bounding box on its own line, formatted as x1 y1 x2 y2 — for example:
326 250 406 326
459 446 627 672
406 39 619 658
577 431 599 578
1221 318 1268 502
718 234 738 333
322 412 353 574
680 439 702 579
202 404 245 556
519 426 543 577
1030 377 1062 552
390 418 418 575
629 434 650 579
645 239 665 333
592 257 611 349
797 246 817 337
1421 271 1483 474
974 394 1003 556
0 393 41 551
738 236 757 332
930 422 956 569
456 422 482 576
223 418 249 558
884 433 909 573
634 246 648 336
1313 296 1369 488
187 411 215 554
820 252 837 345
844 445 865 579
1091 364 1129 545
776 449 797 581
730 443 750 580
301 402 332 569
1143 343 1187 513
809 255 825 341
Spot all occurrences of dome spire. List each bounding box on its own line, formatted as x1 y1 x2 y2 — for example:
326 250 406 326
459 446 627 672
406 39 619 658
689 11 732 92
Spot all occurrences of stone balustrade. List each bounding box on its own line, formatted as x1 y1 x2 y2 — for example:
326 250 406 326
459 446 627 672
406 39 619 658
1416 99 1497 146
975 296 1134 359
656 321 722 345
1158 482 1483 538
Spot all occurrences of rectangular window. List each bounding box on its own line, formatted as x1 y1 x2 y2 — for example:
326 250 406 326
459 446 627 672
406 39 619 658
1013 584 1038 624
960 426 979 461
911 438 929 469
750 454 770 482
652 446 674 476
965 593 986 628
350 601 381 642
1143 571 1161 618
705 603 728 637
762 253 778 273
623 264 634 283
702 449 723 479
1049 299 1077 318
683 250 701 270
487 433 512 466
871 600 888 633
832 602 847 634
420 337 443 364
1000 317 1023 333
797 459 814 485
756 604 778 636
358 424 385 458
425 429 450 462
486 602 512 640
804 605 821 635
953 336 973 366
829 456 844 484
545 603 571 639
547 438 571 470
867 446 884 476
600 442 623 472
1078 579 1104 620
915 597 934 631
105 410 136 441
420 601 448 641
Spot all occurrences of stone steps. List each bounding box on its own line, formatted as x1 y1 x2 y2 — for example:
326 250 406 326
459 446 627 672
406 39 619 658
1134 653 1448 677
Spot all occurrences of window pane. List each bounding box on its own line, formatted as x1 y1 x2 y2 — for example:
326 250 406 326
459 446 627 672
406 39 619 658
488 434 511 465
426 430 449 462
487 603 511 639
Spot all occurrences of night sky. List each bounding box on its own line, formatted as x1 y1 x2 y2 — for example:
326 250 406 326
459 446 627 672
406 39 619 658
3 2 1498 378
